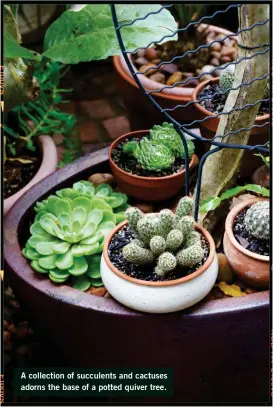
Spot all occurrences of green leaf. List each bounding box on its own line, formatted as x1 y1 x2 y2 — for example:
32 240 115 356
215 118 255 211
68 256 88 276
199 197 221 213
31 260 49 274
245 184 269 196
43 4 177 63
55 250 74 270
38 254 57 270
90 278 104 288
72 275 91 291
4 32 41 60
220 186 246 201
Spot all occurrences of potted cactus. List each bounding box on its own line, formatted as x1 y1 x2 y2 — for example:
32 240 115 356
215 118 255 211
22 180 129 291
191 65 270 177
109 123 198 201
101 196 218 313
223 197 269 289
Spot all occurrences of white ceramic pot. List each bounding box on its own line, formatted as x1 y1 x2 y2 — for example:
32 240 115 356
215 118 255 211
101 221 218 314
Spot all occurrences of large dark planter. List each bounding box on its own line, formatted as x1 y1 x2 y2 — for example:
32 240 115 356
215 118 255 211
4 148 270 403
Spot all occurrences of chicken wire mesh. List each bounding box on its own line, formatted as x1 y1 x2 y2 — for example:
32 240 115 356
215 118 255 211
111 3 270 220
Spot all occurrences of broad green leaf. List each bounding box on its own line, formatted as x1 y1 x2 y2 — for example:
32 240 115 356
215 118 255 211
87 209 103 225
43 4 177 63
38 254 57 270
50 269 70 279
49 274 69 283
245 184 269 196
90 278 104 287
24 248 40 261
4 31 41 61
36 242 55 256
68 256 88 276
55 250 74 270
31 260 49 274
72 206 87 226
199 197 221 213
220 186 246 201
102 210 116 225
52 241 71 254
71 243 99 257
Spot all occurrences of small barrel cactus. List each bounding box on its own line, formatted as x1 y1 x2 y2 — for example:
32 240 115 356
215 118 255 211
123 243 154 265
150 236 166 256
155 252 177 276
219 64 235 92
185 231 201 248
176 245 204 268
158 209 175 236
166 230 184 252
244 201 269 240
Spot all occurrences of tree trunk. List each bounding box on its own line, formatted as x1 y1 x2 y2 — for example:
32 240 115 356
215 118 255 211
194 4 269 230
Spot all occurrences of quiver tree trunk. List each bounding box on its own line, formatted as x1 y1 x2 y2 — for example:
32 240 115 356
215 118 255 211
193 4 270 231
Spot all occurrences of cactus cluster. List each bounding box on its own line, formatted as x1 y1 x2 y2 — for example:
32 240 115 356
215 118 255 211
22 181 130 291
122 196 205 277
220 64 270 98
122 122 195 172
244 200 269 240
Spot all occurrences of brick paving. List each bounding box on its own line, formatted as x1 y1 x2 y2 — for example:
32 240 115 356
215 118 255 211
56 60 131 162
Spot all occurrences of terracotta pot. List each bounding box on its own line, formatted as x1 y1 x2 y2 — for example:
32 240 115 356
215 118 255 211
109 130 198 201
113 25 236 131
101 221 218 313
3 149 270 402
4 135 58 216
192 77 270 179
223 197 269 289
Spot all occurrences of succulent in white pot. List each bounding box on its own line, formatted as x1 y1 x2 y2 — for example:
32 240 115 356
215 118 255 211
101 197 218 313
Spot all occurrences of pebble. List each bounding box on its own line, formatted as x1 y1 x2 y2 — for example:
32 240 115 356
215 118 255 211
183 72 195 79
151 59 161 65
89 287 107 297
139 63 157 77
149 72 166 83
211 58 220 67
135 203 154 213
88 173 114 187
210 42 222 52
145 48 158 61
160 63 178 75
210 51 221 59
245 288 257 294
200 65 215 75
215 34 226 42
221 45 234 57
217 253 235 284
136 49 145 57
104 291 112 298
135 57 149 66
221 56 232 63
167 71 183 86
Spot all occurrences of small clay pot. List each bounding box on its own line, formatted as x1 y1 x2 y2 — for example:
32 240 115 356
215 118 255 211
101 221 218 313
223 197 269 289
4 136 58 216
192 77 270 179
109 130 199 201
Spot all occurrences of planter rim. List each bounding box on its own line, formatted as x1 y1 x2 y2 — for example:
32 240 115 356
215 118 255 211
103 220 216 287
192 77 270 122
4 147 269 317
4 135 58 216
109 130 195 181
113 24 237 101
225 197 269 262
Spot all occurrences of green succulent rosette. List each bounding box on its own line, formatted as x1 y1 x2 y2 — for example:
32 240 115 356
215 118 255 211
22 181 130 291
134 138 175 171
150 122 195 160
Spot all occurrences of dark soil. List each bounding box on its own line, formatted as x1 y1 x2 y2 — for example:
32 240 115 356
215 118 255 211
233 208 269 256
4 147 41 199
111 137 185 178
199 83 269 116
108 225 209 282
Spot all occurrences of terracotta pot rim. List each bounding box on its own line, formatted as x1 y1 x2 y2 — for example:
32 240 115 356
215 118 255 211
103 220 216 287
225 197 269 262
192 77 270 122
109 130 195 181
113 24 237 101
4 135 58 215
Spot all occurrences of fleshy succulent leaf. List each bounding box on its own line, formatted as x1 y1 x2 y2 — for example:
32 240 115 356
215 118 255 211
31 260 49 274
38 254 57 270
55 250 74 270
73 181 95 196
72 275 91 291
87 209 103 225
68 256 88 276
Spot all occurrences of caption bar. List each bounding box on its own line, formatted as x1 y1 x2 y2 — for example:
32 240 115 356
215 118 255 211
14 368 173 397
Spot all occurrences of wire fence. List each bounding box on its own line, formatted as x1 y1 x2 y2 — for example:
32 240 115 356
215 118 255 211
111 3 270 220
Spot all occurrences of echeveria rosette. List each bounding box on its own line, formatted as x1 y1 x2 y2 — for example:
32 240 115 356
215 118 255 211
22 181 130 291
149 122 195 160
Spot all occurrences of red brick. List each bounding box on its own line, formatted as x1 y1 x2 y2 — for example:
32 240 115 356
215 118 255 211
103 116 131 140
79 100 115 120
57 101 76 114
79 121 100 143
